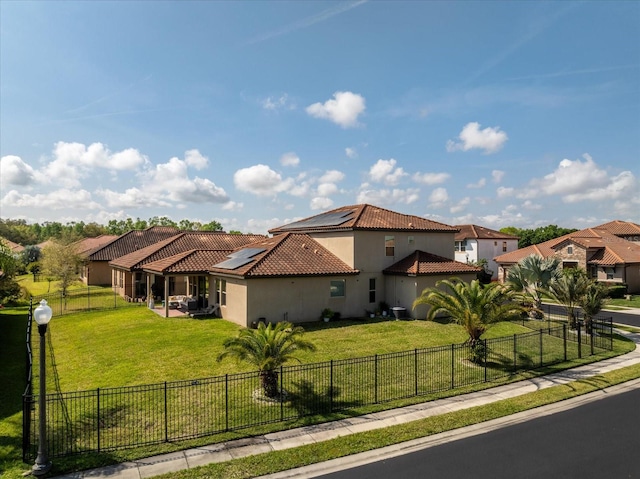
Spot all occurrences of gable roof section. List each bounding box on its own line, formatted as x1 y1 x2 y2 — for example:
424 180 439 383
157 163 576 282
384 251 482 276
209 233 359 278
1 237 25 253
594 220 640 237
87 226 180 261
454 224 518 241
75 235 119 256
109 232 266 270
269 204 458 234
143 250 231 274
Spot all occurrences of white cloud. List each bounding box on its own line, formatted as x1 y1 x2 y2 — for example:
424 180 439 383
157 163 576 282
345 147 358 159
450 197 470 213
262 94 294 111
369 159 407 185
316 182 338 197
97 187 171 208
310 196 334 210
1 188 102 210
428 187 449 208
233 164 294 196
522 200 542 210
492 170 505 183
280 152 300 167
446 122 508 154
222 201 244 211
184 149 209 170
412 172 451 185
357 185 419 206
306 91 366 128
319 170 345 184
0 155 36 187
467 178 486 189
530 154 636 203
497 186 515 198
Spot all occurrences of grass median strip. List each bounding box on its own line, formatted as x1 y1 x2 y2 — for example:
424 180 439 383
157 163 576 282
156 363 640 479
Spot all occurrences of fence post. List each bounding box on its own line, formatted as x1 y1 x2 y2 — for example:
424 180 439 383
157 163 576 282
164 382 168 442
374 354 378 403
483 339 487 382
539 329 543 368
280 366 284 422
225 375 229 431
87 287 91 311
563 324 567 361
329 360 334 413
577 320 582 359
451 344 455 390
96 388 101 453
414 349 418 396
513 334 517 373
590 323 594 356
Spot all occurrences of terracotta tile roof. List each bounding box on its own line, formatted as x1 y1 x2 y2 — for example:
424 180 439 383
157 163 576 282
1 237 25 253
209 233 359 278
143 250 231 274
269 204 458 234
109 232 266 270
494 228 640 265
383 251 482 276
454 224 519 241
75 235 119 256
87 226 180 261
594 220 640 236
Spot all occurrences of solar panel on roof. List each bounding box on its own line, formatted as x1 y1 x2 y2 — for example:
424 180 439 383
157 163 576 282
279 211 354 230
213 257 255 270
212 247 266 270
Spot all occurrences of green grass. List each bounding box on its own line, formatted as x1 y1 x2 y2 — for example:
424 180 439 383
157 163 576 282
607 295 640 309
15 274 87 298
1 302 635 479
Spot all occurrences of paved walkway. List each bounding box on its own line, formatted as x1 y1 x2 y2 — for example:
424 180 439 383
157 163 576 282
55 330 640 479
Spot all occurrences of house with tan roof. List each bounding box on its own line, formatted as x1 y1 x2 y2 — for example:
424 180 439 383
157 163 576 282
494 221 640 293
189 204 480 326
80 226 180 286
454 225 519 280
109 231 266 304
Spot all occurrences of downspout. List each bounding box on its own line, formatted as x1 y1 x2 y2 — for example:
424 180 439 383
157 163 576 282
164 275 169 318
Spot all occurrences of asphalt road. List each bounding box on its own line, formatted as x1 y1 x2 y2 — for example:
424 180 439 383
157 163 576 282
544 303 640 328
316 385 640 479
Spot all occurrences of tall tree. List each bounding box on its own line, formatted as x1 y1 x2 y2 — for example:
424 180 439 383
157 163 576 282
0 240 20 304
413 278 527 362
217 322 316 398
40 240 83 298
579 281 609 333
546 269 590 329
506 255 562 318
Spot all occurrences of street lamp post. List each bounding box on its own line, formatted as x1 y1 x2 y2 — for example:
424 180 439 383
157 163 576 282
32 299 53 476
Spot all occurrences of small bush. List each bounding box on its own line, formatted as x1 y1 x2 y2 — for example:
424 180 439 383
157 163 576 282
602 283 628 299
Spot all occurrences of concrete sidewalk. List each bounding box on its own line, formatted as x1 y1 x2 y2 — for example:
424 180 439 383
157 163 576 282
55 332 640 479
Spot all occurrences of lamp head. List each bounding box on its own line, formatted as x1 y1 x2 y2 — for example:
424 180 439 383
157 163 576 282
34 299 53 326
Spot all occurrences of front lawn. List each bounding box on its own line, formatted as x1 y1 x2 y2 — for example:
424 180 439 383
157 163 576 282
44 309 533 391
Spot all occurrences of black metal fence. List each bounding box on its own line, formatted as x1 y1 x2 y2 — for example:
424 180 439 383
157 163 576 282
22 315 613 460
32 288 144 317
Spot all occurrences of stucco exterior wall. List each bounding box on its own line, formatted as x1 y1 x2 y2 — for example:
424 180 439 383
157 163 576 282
308 232 355 267
82 261 112 286
624 265 640 294
478 239 518 280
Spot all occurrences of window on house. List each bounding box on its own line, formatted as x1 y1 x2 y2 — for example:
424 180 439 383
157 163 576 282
407 235 414 245
369 278 376 303
385 236 395 256
330 279 345 297
567 246 573 254
455 240 467 252
606 268 614 280
218 279 227 305
502 241 507 252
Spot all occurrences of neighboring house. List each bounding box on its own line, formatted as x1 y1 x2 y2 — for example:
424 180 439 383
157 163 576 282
454 225 519 280
109 231 265 303
80 226 180 286
0 237 25 254
494 222 640 293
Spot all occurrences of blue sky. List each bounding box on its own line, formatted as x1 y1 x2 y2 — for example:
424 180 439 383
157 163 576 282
1 0 638 234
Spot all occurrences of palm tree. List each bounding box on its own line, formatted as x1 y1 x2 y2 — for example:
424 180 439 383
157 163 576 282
412 278 527 362
217 321 316 399
546 270 590 329
579 281 609 334
506 255 562 318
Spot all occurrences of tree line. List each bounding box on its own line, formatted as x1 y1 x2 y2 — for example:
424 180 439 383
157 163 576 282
499 224 578 249
0 217 225 246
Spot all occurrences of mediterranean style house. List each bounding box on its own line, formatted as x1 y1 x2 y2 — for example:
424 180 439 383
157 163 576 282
103 204 480 326
494 221 640 293
454 225 519 280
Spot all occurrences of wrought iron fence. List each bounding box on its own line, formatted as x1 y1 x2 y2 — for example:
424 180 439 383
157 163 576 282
23 316 613 460
32 287 144 317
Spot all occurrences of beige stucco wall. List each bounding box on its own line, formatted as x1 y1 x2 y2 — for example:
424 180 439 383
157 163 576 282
624 265 640 294
83 261 112 286
308 232 355 267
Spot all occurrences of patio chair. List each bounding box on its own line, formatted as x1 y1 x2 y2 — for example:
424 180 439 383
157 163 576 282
189 303 221 319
